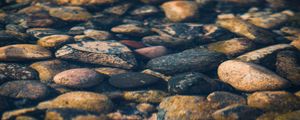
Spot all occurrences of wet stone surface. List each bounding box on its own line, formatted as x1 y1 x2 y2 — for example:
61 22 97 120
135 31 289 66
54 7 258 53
1 0 300 119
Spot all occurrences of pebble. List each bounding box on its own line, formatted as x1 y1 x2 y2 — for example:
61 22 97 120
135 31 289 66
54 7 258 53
291 39 300 51
276 50 300 85
168 72 231 95
147 48 226 74
0 44 52 61
54 68 105 88
0 63 38 83
111 24 151 36
206 38 256 57
55 41 137 69
136 103 155 113
2 107 39 120
109 72 161 88
45 108 107 120
104 3 132 16
94 67 127 76
212 104 263 120
119 40 145 49
247 91 300 112
217 15 277 44
37 35 74 50
30 59 72 83
207 91 247 108
123 90 169 103
0 80 50 100
26 28 63 39
49 6 92 21
141 69 171 81
130 5 159 16
83 29 113 41
237 44 293 64
0 31 28 47
107 112 142 120
218 60 291 92
56 0 118 6
274 110 300 120
37 91 114 113
161 1 199 22
135 46 168 59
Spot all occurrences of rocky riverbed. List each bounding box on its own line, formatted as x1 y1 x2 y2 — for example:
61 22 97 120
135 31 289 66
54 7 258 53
0 0 300 120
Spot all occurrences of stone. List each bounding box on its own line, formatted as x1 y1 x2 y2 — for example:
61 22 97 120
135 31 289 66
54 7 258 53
237 44 293 64
206 38 255 57
2 107 39 120
111 24 151 36
26 28 63 39
0 44 52 61
147 48 226 74
291 39 300 51
49 6 92 21
30 59 72 83
109 72 161 88
136 103 155 113
217 15 277 44
15 116 38 120
135 46 169 59
0 80 50 100
168 72 230 95
104 3 132 16
276 50 300 85
218 60 291 92
56 0 118 6
161 1 199 22
158 95 210 120
256 112 281 120
141 69 171 81
212 104 263 120
241 10 294 29
123 90 169 103
37 91 114 113
83 29 113 41
94 67 127 76
55 41 137 69
207 91 247 109
0 63 38 84
37 35 74 50
45 108 107 120
53 68 105 88
107 112 142 120
119 40 145 49
0 31 28 47
247 91 300 112
275 110 300 120
130 5 159 16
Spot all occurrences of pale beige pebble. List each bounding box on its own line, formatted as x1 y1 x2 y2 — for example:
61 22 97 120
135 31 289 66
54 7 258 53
237 44 293 63
37 91 114 113
291 39 300 51
37 35 74 50
136 103 156 113
123 90 169 103
247 91 300 112
84 29 113 41
56 0 118 6
0 44 52 61
2 107 38 120
218 60 291 92
161 1 199 22
135 46 169 59
94 67 128 76
107 112 142 120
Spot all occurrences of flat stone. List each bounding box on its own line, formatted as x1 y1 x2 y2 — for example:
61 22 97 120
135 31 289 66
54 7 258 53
247 91 300 112
26 28 63 39
109 72 161 88
207 91 247 109
49 6 92 21
94 67 127 76
30 59 72 83
274 110 300 120
56 0 118 6
0 44 52 61
0 80 50 100
217 15 277 44
45 108 107 120
37 91 114 113
83 29 113 41
55 41 137 69
37 35 74 50
111 24 151 36
218 60 291 92
212 104 263 120
147 48 226 74
54 68 105 88
130 5 159 16
0 63 38 83
135 46 169 59
123 90 169 103
2 107 39 120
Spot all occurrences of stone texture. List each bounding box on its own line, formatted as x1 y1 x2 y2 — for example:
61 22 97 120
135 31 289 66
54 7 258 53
37 91 114 113
55 41 137 69
111 24 151 36
0 63 38 83
109 72 161 88
135 46 169 59
56 0 119 6
147 48 226 74
207 91 247 109
247 91 300 112
2 107 39 120
37 35 74 50
123 90 169 103
94 67 127 76
212 104 263 120
45 108 107 120
54 68 105 88
0 80 50 100
49 6 92 21
218 60 290 92
83 29 113 41
0 44 52 61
